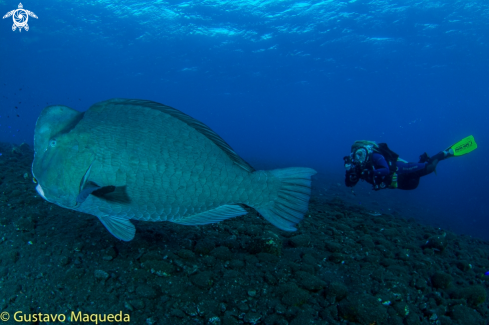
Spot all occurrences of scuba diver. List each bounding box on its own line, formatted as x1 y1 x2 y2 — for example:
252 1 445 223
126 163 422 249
344 135 477 191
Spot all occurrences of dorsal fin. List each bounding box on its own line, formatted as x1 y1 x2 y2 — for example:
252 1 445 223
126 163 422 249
103 99 255 173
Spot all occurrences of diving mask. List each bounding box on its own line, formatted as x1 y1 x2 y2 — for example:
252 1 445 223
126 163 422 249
354 148 368 164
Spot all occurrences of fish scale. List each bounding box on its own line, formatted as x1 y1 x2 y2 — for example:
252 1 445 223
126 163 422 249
32 99 316 241
82 103 253 219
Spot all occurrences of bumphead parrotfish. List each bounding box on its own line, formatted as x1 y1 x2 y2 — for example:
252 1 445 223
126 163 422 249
32 99 316 241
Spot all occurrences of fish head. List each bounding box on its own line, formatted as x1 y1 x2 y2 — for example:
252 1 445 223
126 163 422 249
32 105 91 209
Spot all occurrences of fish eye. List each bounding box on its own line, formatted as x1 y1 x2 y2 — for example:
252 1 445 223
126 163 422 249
49 139 57 147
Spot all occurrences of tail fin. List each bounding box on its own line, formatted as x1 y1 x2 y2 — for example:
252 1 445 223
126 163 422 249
256 167 316 231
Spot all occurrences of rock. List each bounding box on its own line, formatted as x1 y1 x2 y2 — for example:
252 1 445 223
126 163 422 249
124 299 145 312
129 299 145 310
380 258 397 267
247 231 282 256
392 302 410 317
423 234 448 253
191 271 214 288
9 189 22 197
328 252 345 264
64 268 85 280
18 143 31 155
324 241 342 252
207 316 221 325
102 247 118 261
140 252 161 262
296 271 326 292
194 238 216 255
170 308 186 318
124 301 134 311
14 216 36 232
221 312 239 325
94 270 109 281
449 304 484 323
456 260 471 272
73 242 84 252
263 272 278 285
0 215 11 226
247 289 257 297
237 302 249 311
243 312 262 324
404 312 424 325
177 249 196 260
431 271 452 289
59 256 70 266
181 303 199 316
211 246 232 261
324 281 348 301
256 252 279 264
136 284 158 299
289 234 311 247
382 228 399 238
228 259 245 269
455 285 487 307
202 255 216 266
357 235 375 248
277 283 310 307
144 260 175 277
423 248 435 256
290 311 316 325
338 294 388 324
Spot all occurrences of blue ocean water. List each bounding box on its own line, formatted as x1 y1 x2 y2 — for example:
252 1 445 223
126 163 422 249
0 0 488 239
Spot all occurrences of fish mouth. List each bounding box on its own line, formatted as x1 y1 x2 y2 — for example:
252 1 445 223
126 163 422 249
35 181 77 208
35 184 48 201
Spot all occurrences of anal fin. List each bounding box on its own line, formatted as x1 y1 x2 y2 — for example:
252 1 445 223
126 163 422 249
171 205 247 226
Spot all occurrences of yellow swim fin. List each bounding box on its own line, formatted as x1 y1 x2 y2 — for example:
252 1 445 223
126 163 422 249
446 135 477 157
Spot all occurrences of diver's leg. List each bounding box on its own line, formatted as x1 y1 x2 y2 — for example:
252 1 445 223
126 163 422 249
396 149 454 189
424 149 454 174
396 161 431 183
397 174 420 190
396 162 428 176
395 161 427 190
419 152 430 163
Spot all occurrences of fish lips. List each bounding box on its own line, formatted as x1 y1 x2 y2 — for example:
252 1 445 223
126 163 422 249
35 184 47 201
35 181 78 208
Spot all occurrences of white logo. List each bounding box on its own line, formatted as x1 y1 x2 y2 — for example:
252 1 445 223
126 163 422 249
3 3 38 32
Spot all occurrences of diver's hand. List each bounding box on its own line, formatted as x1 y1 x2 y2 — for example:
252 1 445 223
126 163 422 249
349 174 358 182
343 156 352 171
361 169 372 177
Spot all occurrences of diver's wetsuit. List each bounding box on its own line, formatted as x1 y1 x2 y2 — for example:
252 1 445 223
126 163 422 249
345 153 439 190
371 153 428 177
371 153 431 190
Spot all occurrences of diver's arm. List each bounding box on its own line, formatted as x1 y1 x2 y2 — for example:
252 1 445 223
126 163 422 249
371 153 390 176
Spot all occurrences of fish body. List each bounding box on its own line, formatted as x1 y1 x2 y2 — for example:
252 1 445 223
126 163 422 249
32 99 316 241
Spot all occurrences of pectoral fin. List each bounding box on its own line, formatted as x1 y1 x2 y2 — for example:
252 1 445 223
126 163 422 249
76 182 116 204
92 185 130 204
76 183 100 204
97 215 136 241
77 162 118 204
